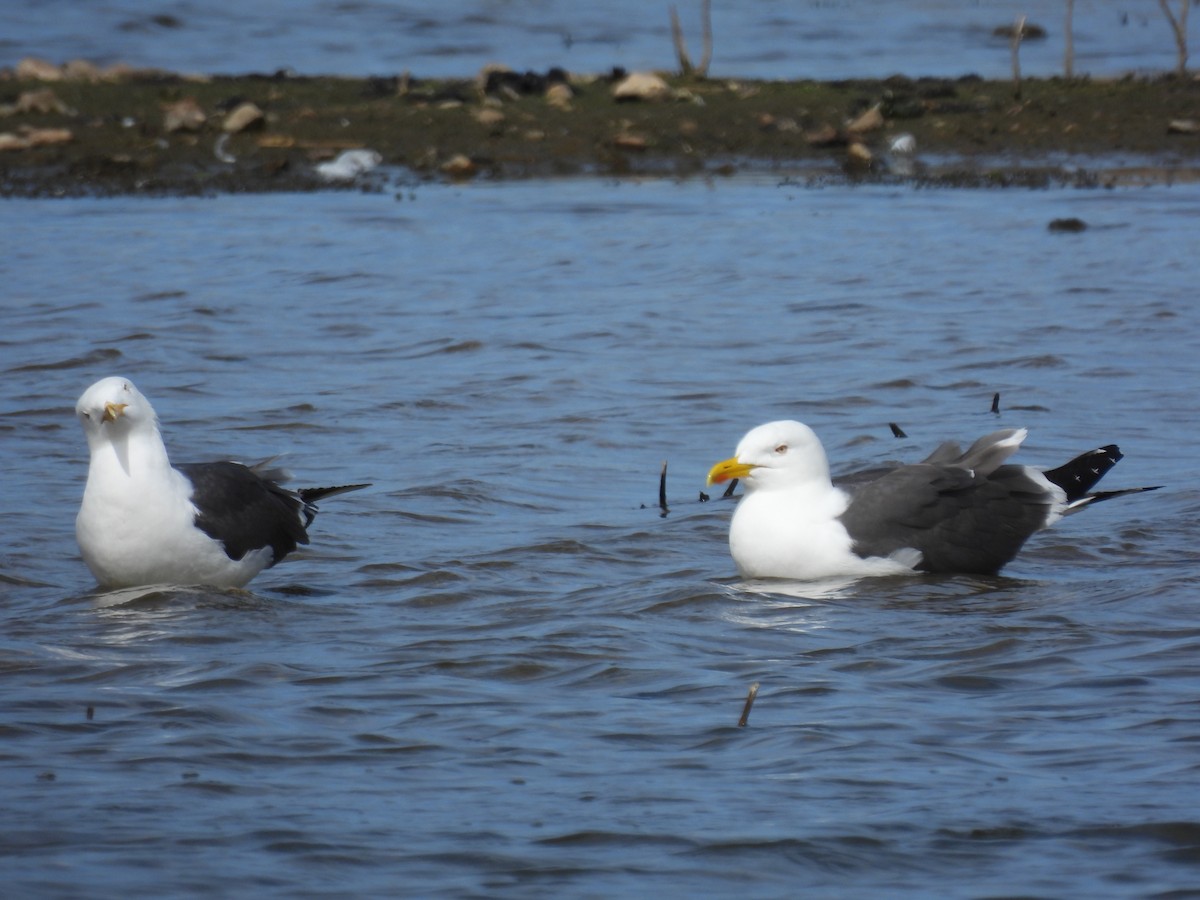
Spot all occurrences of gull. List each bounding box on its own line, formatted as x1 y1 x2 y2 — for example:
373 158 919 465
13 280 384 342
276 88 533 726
75 376 367 589
707 419 1158 580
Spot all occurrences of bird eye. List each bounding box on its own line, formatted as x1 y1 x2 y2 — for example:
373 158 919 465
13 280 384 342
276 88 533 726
774 444 788 455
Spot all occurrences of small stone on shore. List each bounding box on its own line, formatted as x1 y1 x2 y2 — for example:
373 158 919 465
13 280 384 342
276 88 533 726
441 153 476 178
222 102 264 133
613 72 671 102
164 98 206 133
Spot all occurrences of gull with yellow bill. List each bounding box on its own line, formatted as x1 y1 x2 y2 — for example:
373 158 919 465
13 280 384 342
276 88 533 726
707 419 1157 581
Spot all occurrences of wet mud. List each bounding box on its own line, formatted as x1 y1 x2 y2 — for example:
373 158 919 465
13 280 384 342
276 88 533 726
2 68 1199 196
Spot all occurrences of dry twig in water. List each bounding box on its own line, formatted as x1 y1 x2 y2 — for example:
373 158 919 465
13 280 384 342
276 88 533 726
738 682 760 727
1158 0 1191 77
659 460 669 516
1064 0 1076 78
669 0 713 78
1010 15 1027 99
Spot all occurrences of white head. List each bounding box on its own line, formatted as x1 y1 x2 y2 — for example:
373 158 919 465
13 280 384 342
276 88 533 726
76 376 160 451
707 419 833 493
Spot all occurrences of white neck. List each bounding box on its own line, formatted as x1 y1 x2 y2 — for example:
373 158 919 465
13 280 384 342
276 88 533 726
86 421 174 489
729 481 852 578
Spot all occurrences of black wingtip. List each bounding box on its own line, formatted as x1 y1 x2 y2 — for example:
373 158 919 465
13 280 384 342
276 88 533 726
298 483 371 503
297 483 371 527
1084 484 1163 505
1043 445 1123 503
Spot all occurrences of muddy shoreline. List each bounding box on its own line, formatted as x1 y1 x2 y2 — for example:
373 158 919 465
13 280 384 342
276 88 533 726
2 68 1199 197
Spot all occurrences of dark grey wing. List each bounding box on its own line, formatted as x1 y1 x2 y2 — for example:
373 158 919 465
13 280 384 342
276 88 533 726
838 463 1057 575
177 461 308 565
833 464 903 490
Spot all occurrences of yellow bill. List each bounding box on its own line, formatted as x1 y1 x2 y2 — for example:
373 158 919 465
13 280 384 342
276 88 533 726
706 456 753 486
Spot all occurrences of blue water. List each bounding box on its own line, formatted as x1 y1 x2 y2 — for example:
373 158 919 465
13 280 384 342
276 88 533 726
2 0 1190 81
3 178 1199 897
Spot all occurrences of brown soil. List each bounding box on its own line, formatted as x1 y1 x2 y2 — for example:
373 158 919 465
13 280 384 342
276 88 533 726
2 70 1199 197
